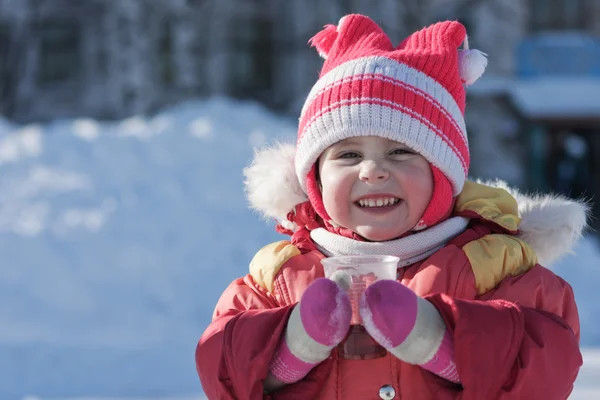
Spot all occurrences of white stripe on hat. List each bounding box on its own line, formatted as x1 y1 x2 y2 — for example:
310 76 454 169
295 103 466 196
299 97 468 169
300 56 467 142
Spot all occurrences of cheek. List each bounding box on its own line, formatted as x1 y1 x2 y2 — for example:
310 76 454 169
319 169 353 217
401 164 433 207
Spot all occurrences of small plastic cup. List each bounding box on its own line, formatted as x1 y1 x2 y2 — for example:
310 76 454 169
321 255 399 360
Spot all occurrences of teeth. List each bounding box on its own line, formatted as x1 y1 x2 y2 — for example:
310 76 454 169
358 197 400 208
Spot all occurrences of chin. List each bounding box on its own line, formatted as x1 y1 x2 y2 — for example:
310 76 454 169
357 228 407 242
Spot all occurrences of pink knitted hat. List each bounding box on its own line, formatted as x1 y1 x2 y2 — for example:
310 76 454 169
298 15 487 229
244 14 487 233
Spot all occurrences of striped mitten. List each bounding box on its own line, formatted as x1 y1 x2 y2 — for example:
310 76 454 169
268 277 352 384
359 280 460 383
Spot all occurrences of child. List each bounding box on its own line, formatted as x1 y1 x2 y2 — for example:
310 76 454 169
196 15 587 400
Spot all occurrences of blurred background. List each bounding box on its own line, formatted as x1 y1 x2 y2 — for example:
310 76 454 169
1 0 599 399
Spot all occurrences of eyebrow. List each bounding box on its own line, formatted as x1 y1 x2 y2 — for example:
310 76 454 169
391 142 411 149
332 138 361 149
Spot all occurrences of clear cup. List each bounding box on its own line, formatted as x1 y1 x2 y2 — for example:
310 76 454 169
321 255 399 360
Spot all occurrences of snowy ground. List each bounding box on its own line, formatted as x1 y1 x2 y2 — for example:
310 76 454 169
1 97 599 399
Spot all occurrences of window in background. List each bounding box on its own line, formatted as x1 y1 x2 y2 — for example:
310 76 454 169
530 0 586 31
229 14 274 103
553 131 591 198
37 20 80 85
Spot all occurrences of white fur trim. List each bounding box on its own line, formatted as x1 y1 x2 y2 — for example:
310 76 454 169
479 180 591 267
243 142 307 226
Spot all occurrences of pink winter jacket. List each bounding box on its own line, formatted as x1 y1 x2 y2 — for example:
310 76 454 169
196 182 583 399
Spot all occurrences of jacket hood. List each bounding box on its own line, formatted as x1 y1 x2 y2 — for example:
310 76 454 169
456 180 591 268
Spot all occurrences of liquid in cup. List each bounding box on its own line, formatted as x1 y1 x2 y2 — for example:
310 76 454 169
321 255 399 360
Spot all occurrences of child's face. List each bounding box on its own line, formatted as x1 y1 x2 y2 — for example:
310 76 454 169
318 136 433 241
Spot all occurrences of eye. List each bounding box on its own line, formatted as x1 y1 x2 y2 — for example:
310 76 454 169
339 151 360 159
390 148 414 156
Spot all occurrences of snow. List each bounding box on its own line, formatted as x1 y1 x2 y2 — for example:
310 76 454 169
575 349 600 399
0 96 598 400
72 119 101 141
0 125 43 164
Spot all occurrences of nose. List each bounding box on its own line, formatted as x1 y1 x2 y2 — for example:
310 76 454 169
359 160 389 183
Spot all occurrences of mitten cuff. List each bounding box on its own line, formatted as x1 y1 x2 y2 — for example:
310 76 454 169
388 297 446 364
420 328 460 383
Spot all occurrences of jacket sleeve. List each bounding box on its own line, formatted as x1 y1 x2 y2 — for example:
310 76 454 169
426 264 582 400
196 274 292 399
195 274 333 400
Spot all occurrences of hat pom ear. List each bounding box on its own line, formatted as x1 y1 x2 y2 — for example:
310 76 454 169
458 48 488 86
243 142 308 227
308 24 338 59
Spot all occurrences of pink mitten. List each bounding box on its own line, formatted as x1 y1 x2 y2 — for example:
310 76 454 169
268 277 352 384
359 280 460 383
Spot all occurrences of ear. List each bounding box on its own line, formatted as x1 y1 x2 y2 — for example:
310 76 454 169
308 14 392 60
243 142 308 225
308 23 338 59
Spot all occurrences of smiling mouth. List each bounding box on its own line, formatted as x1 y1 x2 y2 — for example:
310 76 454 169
355 197 401 208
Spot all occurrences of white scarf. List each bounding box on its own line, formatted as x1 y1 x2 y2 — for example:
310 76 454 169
310 216 470 267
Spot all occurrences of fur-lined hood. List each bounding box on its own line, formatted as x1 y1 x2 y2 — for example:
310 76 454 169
479 179 590 267
244 142 590 267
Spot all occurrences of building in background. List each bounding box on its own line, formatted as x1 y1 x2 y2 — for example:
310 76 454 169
1 0 599 221
0 0 203 120
0 0 535 121
467 0 600 230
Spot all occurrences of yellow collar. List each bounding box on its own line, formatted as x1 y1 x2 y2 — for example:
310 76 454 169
454 181 520 233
